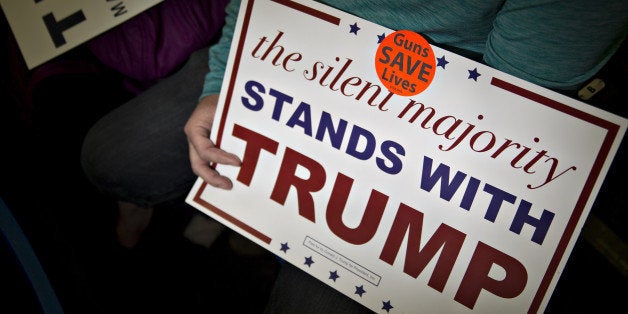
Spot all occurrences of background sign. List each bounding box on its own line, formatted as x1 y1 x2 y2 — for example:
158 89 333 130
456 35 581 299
0 0 163 69
187 0 627 312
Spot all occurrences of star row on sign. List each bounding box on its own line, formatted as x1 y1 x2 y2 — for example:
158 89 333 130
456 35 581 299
349 21 483 82
279 241 395 313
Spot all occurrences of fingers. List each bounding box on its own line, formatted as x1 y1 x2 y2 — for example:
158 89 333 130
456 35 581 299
186 122 241 166
189 142 239 190
185 95 242 190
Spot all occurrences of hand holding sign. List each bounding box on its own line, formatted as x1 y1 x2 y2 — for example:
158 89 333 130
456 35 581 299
185 94 242 190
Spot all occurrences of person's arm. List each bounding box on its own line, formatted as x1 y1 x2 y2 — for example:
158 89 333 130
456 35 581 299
484 0 627 92
201 0 242 99
186 0 243 189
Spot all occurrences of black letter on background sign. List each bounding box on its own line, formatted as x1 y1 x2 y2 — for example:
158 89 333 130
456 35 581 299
43 11 86 47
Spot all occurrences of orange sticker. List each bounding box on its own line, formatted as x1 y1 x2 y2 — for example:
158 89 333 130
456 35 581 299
375 30 436 96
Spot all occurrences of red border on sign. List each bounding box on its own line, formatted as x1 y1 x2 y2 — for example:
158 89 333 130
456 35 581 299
193 0 623 311
194 0 272 244
271 0 340 25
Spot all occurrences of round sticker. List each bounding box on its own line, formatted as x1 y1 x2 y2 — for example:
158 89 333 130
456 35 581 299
375 30 436 96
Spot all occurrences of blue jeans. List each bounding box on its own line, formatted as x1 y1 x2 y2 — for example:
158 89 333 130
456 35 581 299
81 48 209 207
81 47 372 313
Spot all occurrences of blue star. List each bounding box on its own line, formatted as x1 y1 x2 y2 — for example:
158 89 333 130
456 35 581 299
280 242 290 253
355 285 366 297
468 67 481 81
329 270 339 282
437 55 449 69
349 22 360 35
377 33 386 43
382 300 394 312
304 256 314 267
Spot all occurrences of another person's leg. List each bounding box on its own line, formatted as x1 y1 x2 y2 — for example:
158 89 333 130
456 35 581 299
81 47 224 248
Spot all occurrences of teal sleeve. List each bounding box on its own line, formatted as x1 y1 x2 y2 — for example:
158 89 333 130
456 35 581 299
484 0 628 91
200 0 241 99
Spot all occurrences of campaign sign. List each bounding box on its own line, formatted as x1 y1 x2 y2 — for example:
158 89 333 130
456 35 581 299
186 0 627 312
0 0 162 69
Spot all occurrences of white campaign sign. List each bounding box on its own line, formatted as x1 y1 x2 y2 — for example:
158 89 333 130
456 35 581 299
186 0 626 313
0 0 162 69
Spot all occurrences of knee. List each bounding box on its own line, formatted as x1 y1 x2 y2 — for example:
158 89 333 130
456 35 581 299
80 125 115 192
80 121 136 202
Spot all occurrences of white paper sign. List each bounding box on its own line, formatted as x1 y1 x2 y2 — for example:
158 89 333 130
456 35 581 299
186 0 626 313
0 0 163 69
